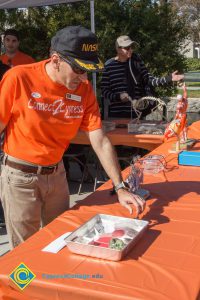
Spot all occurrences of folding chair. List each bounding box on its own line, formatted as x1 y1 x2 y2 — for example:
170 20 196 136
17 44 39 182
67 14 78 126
63 145 93 195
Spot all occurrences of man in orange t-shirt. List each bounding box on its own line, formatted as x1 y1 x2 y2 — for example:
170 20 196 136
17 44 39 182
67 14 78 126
0 26 145 248
0 29 35 67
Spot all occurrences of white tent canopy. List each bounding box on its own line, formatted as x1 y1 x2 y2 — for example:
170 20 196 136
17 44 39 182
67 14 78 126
0 0 83 9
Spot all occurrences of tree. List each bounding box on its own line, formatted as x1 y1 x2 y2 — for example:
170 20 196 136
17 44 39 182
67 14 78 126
94 0 189 95
0 0 190 96
171 0 200 42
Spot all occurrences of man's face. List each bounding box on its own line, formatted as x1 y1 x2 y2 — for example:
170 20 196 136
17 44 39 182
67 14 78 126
117 46 133 61
57 56 88 90
3 35 19 55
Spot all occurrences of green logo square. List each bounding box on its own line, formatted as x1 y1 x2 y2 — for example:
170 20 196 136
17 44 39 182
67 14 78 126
9 262 36 290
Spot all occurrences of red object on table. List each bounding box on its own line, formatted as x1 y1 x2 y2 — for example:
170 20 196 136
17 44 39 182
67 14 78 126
111 229 125 237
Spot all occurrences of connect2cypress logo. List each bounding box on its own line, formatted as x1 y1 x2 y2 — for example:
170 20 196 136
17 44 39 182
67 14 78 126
9 263 36 290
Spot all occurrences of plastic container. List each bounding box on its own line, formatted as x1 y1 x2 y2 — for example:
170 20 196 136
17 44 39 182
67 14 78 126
141 155 166 174
102 121 116 132
128 121 166 135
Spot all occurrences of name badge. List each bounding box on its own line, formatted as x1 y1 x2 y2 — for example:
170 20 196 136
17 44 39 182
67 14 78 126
66 93 82 102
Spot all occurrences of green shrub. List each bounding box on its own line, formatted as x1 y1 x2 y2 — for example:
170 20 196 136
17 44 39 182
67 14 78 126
185 58 200 71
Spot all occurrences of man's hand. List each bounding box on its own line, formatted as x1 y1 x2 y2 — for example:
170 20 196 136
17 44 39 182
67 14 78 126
172 70 184 82
87 129 146 217
120 92 130 102
117 188 146 217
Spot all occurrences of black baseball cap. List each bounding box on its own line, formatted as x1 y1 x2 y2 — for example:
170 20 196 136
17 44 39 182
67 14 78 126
4 29 19 40
51 25 104 72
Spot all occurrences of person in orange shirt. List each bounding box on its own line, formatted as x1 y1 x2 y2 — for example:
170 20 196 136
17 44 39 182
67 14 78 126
0 29 35 67
0 60 10 80
0 26 145 249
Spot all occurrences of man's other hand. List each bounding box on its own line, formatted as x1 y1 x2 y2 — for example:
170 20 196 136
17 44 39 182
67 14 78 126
120 92 130 102
172 70 184 82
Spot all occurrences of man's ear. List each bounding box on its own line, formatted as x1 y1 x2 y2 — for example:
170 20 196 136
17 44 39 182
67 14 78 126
51 53 60 70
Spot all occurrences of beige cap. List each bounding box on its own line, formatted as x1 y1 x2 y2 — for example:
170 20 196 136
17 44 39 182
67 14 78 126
116 35 138 48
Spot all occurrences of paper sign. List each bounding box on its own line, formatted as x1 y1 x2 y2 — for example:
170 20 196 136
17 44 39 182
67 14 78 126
42 232 71 253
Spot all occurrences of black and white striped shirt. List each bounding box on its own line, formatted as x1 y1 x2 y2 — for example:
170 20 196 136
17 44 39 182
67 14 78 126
101 55 172 118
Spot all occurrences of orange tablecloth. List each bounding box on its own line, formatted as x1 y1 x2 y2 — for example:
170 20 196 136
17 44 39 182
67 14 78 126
0 122 200 300
71 125 163 151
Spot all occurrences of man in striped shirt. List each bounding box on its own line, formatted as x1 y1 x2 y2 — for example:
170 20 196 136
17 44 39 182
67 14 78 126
101 35 184 119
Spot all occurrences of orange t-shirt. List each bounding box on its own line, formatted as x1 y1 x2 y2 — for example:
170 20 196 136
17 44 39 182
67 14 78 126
0 50 35 67
0 59 102 165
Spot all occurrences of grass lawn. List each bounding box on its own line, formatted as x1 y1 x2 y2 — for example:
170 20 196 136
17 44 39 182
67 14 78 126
187 82 200 87
174 89 200 98
175 80 200 98
186 90 200 98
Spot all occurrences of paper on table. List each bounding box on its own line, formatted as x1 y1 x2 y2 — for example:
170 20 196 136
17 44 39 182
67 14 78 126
42 232 72 253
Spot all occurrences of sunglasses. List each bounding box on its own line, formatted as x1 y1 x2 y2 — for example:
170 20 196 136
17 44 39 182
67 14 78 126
59 55 86 75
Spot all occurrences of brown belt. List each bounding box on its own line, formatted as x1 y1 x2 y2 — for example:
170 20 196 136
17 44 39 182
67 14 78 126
5 159 58 175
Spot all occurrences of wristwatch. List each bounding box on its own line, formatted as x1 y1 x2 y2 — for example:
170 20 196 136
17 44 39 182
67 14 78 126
114 181 129 193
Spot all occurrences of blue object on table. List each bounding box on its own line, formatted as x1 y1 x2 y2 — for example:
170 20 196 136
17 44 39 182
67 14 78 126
178 150 200 166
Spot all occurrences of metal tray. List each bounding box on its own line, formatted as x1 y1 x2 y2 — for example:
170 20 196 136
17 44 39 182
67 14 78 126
64 214 149 261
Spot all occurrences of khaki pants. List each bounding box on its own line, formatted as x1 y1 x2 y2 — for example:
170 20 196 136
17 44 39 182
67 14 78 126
0 158 69 249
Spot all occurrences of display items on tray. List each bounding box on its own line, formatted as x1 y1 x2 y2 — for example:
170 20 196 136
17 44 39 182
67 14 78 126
70 224 137 250
65 214 149 261
89 227 138 250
